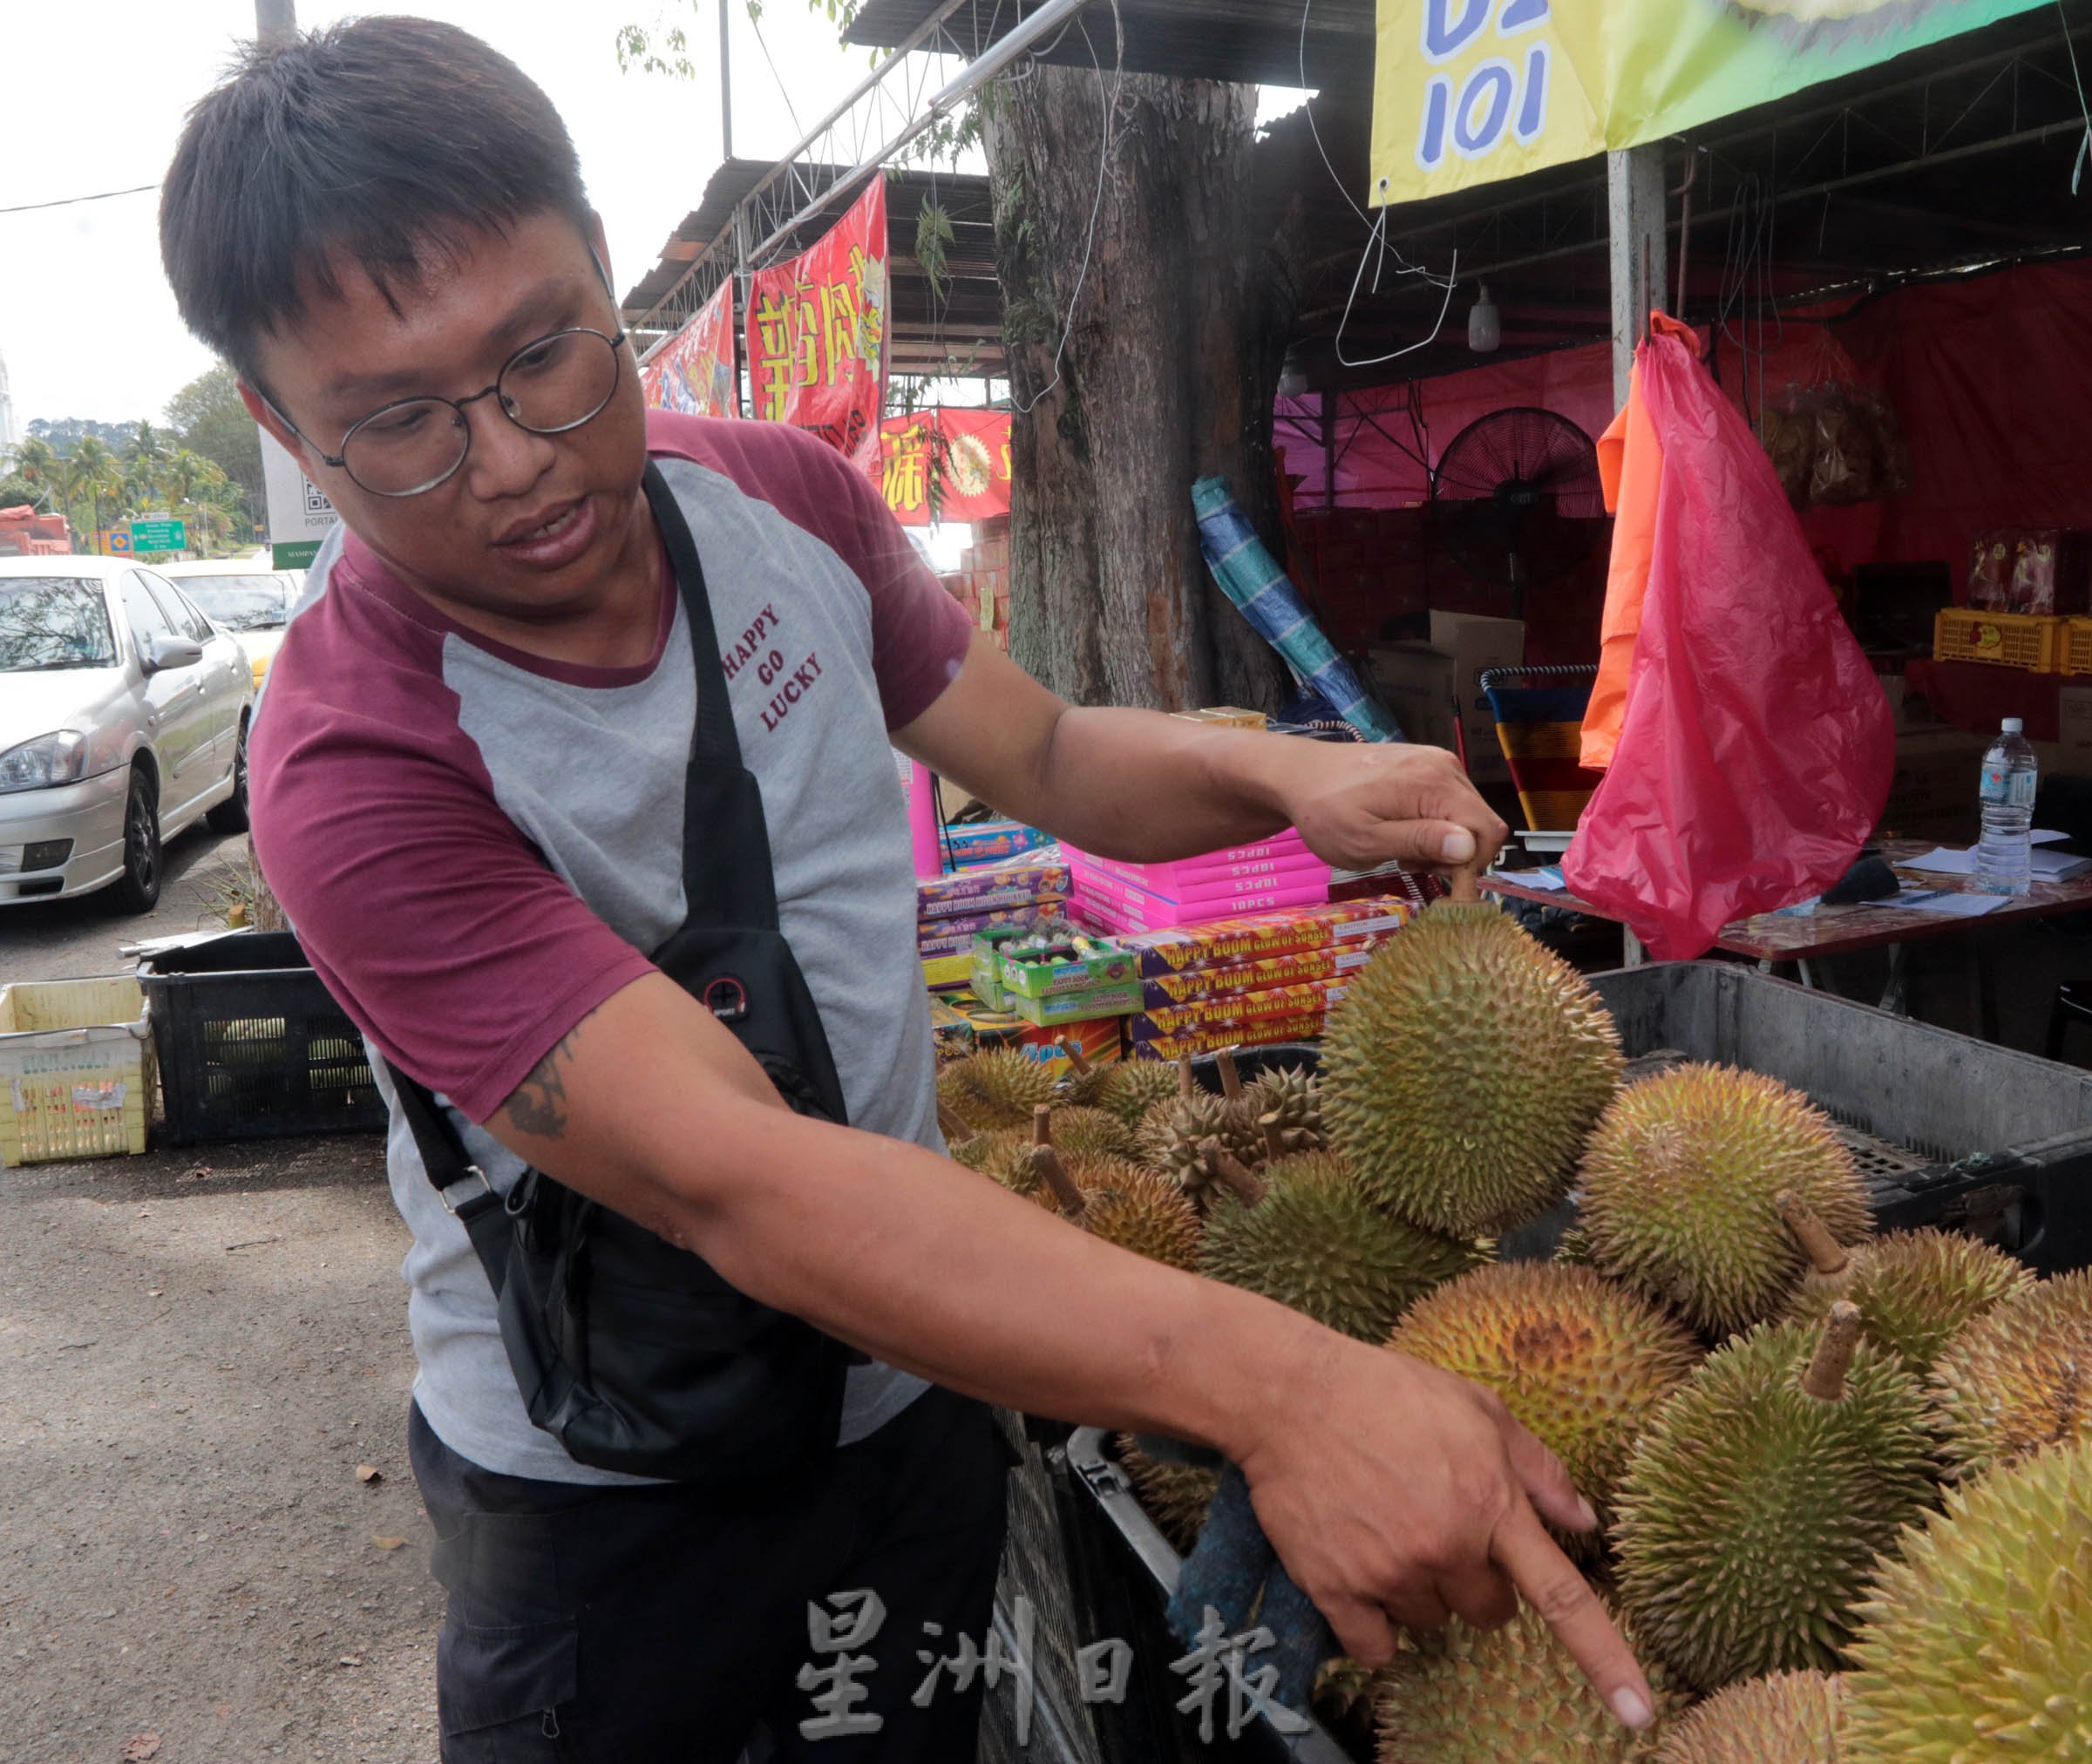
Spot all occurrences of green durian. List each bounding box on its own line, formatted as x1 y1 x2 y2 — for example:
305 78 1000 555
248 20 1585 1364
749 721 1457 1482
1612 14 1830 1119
1113 1432 1218 1555
1782 1214 2034 1373
1652 1670 1845 1764
1613 1306 1939 1693
1841 1433 2092 1762
1244 1062 1326 1155
1097 1057 1185 1129
1373 1598 1685 1763
1027 1147 1203 1271
1199 1151 1484 1341
1927 1267 2092 1480
1580 1066 1868 1338
948 1126 1026 1181
1389 1263 1701 1545
936 1048 1060 1131
1322 902 1624 1237
1136 1090 1265 1203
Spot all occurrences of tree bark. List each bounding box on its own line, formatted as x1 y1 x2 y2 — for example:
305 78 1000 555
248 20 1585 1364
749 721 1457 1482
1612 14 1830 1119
984 65 1297 712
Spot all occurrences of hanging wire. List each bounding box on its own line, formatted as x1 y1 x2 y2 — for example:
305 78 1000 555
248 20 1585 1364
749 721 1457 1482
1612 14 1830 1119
1010 0 1125 416
2060 0 2092 193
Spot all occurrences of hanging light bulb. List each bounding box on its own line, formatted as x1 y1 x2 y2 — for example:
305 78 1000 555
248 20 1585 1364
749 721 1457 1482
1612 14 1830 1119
1468 283 1502 355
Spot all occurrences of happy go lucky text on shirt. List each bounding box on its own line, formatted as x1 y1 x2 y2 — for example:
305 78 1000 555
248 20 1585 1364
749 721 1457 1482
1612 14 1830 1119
722 600 825 734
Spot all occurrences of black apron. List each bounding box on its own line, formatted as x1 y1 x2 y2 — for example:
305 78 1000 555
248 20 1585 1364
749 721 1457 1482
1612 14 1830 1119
391 463 856 1486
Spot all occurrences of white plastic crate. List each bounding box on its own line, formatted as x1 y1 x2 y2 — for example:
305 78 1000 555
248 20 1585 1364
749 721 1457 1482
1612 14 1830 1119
0 977 153 1166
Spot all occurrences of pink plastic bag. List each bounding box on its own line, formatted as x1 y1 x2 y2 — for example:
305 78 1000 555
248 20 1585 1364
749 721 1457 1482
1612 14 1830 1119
1561 327 1893 961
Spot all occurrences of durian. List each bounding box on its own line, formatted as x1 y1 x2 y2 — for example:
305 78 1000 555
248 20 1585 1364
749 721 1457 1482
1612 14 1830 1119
1652 1670 1844 1764
1613 1306 1939 1693
1373 1598 1684 1763
1052 1038 1110 1109
1244 1062 1326 1156
1136 1091 1264 1203
936 1048 1060 1131
1097 1056 1184 1130
1113 1432 1218 1554
1322 902 1624 1237
1199 1151 1484 1341
1027 1143 1203 1271
948 1126 1026 1181
1781 1205 2034 1372
1388 1264 1701 1544
1841 1433 2092 1762
1928 1266 2092 1479
1580 1067 1867 1338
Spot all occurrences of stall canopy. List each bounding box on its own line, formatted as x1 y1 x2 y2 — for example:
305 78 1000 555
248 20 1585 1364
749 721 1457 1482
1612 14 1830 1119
1372 0 2052 206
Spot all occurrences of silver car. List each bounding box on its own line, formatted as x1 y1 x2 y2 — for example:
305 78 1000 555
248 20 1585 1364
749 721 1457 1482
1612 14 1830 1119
0 555 255 912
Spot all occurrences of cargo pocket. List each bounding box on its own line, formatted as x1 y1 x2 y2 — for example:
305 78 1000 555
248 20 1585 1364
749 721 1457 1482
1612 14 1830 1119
438 1617 579 1760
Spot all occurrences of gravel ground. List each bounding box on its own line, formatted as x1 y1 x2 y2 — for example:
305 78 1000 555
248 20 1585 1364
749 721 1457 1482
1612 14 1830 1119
2 830 437 1764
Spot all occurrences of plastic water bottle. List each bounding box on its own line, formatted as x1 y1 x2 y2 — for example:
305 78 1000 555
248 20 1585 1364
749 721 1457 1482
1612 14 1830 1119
1973 717 2038 896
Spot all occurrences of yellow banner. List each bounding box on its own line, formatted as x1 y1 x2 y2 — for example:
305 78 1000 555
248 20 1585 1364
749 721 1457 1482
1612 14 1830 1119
1371 0 2049 207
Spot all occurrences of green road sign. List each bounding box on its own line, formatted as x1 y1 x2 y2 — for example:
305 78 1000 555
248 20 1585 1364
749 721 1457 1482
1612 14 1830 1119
272 539 322 571
130 519 188 552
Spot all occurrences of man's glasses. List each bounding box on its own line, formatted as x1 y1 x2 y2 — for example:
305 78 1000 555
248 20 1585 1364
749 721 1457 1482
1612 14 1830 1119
274 324 628 499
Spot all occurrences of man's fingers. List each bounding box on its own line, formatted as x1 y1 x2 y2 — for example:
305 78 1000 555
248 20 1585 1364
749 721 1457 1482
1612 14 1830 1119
1354 817 1483 872
1383 1584 1452 1636
1492 1500 1655 1731
1323 1598 1399 1670
1437 1559 1519 1632
1498 1409 1600 1537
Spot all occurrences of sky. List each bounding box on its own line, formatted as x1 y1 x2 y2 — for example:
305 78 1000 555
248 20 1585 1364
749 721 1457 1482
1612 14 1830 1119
0 0 968 431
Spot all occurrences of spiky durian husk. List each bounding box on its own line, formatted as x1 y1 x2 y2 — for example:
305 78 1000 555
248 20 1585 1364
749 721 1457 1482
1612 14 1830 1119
1555 1223 1597 1265
1785 1229 2033 1373
1314 1654 1382 1753
1389 1264 1701 1544
936 1048 1061 1131
1097 1058 1183 1128
1652 1670 1844 1764
1053 1057 1111 1109
1046 1105 1139 1162
1927 1267 2092 1481
1031 1154 1204 1270
1580 1066 1869 1338
1613 1320 1939 1693
1373 1599 1684 1763
1200 1152 1484 1340
949 1127 1027 1183
1244 1064 1326 1153
1322 903 1624 1237
1113 1433 1219 1554
1841 1434 2092 1763
1135 1091 1264 1201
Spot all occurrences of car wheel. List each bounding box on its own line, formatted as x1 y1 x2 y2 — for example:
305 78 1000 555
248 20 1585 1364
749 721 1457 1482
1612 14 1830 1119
207 717 252 834
111 768 163 914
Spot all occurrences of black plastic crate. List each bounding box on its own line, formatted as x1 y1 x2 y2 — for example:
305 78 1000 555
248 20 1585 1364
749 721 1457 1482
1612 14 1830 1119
139 931 386 1145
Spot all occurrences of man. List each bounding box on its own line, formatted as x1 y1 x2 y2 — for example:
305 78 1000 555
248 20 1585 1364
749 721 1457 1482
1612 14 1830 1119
160 19 1652 1761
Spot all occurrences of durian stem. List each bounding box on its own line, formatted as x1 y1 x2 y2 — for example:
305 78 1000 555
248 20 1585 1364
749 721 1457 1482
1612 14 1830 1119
1778 1191 1851 1279
1177 1055 1197 1102
1802 1300 1864 1402
1445 868 1480 904
1032 1103 1055 1150
937 1102 975 1146
1030 1145 1088 1221
1203 1140 1267 1207
1259 1113 1287 1164
1215 1047 1244 1101
1059 1039 1095 1077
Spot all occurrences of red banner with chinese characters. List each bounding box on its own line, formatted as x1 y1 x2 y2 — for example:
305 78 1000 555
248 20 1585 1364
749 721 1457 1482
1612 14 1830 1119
641 280 737 418
879 409 1013 527
746 179 888 477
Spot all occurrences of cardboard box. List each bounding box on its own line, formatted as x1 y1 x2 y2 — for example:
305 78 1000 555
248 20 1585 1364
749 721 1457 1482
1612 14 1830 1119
1367 612 1525 784
1878 729 1991 841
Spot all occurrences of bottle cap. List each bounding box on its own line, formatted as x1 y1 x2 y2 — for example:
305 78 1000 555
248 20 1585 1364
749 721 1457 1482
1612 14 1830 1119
2002 717 2025 735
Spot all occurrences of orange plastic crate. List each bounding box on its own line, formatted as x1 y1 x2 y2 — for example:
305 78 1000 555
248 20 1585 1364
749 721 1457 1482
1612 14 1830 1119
2062 617 2092 677
1933 607 2064 672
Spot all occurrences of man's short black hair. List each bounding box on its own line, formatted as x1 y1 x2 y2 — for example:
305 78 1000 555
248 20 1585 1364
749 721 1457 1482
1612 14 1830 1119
160 15 594 383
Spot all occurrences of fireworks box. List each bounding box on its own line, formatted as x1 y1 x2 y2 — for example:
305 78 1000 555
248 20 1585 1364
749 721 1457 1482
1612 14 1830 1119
942 819 1055 868
1068 864 1331 931
928 990 1124 1069
1138 945 1374 1013
994 933 1142 1002
1007 981 1145 1030
1060 835 1320 894
1127 980 1345 1043
1126 1012 1330 1061
918 853 1071 921
1114 897 1416 979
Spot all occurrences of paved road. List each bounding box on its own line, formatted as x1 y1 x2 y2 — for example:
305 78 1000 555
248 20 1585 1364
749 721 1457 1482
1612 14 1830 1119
0 824 255 987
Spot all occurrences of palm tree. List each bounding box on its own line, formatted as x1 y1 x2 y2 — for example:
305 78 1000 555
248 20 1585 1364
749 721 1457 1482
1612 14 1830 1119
121 422 172 524
65 436 124 552
7 437 65 512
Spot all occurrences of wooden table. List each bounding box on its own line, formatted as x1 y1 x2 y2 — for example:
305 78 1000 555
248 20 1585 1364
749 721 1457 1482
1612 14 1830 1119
1484 838 2092 1021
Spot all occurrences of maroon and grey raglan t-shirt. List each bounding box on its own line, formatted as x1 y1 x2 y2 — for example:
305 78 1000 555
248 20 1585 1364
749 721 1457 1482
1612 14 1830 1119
249 412 973 1484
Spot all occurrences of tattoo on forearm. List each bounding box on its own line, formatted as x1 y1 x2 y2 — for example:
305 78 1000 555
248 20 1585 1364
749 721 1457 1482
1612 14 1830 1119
504 1010 597 1141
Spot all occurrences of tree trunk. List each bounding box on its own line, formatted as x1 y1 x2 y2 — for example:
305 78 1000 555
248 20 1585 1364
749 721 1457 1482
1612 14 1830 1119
984 66 1298 712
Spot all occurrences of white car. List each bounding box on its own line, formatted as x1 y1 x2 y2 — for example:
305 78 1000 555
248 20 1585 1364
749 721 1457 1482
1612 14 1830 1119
0 555 255 912
157 557 302 689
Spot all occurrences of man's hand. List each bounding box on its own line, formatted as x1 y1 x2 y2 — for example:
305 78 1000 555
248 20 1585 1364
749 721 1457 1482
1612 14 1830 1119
1233 1333 1656 1730
1257 738 1510 877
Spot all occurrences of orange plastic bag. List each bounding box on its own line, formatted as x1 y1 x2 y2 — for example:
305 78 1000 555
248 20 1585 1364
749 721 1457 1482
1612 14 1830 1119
1561 324 1893 961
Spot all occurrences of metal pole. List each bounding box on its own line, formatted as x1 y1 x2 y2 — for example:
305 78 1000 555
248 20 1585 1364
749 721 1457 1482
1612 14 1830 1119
719 0 733 160
255 0 295 44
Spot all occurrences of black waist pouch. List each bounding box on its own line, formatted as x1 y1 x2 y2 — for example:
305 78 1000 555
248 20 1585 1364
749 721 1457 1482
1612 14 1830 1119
390 464 857 1488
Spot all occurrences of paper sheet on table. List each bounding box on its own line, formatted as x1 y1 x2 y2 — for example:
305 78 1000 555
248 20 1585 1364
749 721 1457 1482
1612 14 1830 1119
1861 887 2008 917
2032 829 2069 845
1905 845 2090 879
1503 868 1569 892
